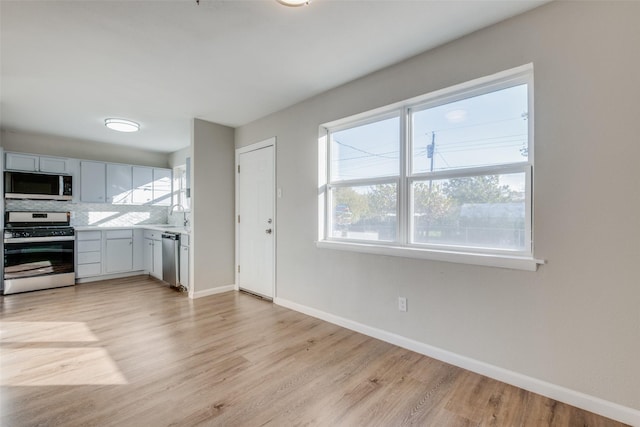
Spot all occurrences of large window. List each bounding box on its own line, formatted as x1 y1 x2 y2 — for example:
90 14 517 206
319 65 539 269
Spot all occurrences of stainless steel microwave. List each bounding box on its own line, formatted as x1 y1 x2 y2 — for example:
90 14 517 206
4 171 72 201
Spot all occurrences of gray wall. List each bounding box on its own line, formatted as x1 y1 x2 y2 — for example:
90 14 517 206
191 118 235 294
169 146 190 169
236 1 640 411
1 129 169 168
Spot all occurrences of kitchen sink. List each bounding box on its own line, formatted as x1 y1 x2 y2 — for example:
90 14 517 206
158 225 190 233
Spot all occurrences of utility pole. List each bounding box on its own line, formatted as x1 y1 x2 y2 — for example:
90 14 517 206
427 131 435 192
427 131 436 172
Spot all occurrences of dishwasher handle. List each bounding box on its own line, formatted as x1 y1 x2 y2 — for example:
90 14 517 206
161 233 180 241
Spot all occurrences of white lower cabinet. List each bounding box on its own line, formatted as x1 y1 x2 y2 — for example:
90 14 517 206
76 229 141 280
105 230 133 273
76 228 187 283
143 230 163 279
76 231 102 278
179 234 189 290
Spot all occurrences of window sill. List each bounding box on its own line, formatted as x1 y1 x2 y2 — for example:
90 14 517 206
316 240 544 271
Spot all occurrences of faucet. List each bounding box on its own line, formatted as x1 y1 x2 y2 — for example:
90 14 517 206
169 204 187 227
169 204 185 215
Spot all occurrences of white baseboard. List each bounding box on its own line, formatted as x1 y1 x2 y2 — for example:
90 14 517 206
274 297 640 426
190 284 235 299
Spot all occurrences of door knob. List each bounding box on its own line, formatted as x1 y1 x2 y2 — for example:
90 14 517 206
265 229 272 234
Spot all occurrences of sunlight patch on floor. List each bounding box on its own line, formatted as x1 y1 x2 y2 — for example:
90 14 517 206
0 321 99 342
0 321 128 386
0 347 128 386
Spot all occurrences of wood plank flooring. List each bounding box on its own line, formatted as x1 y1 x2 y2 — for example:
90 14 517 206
0 276 628 426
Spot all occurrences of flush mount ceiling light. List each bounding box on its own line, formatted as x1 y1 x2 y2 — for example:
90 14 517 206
105 118 140 133
276 0 310 6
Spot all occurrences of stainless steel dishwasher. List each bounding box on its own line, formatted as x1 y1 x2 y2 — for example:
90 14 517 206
161 232 180 287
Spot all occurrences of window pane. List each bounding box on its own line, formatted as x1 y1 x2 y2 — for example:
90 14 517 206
411 173 526 250
331 184 397 242
330 116 400 181
411 84 528 173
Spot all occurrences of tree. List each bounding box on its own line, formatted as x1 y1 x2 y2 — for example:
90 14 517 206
367 184 396 217
442 175 511 204
412 182 451 224
333 187 368 222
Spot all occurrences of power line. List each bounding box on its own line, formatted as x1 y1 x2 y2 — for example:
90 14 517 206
334 139 397 159
334 150 399 162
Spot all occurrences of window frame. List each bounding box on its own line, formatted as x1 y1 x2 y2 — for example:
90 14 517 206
326 109 403 245
172 164 190 212
318 64 543 271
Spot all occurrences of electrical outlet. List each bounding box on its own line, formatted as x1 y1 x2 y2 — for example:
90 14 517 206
398 297 407 312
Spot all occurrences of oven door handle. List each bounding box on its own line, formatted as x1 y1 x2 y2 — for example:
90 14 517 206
4 236 75 244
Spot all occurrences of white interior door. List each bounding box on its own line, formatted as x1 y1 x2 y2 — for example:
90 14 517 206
237 142 275 299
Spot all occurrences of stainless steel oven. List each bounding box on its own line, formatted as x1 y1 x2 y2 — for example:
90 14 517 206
3 211 75 295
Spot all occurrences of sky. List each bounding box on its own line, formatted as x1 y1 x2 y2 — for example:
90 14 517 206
330 83 529 193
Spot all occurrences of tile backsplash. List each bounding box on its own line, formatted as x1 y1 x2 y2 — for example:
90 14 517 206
5 200 168 227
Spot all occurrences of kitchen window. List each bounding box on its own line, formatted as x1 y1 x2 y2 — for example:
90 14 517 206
318 64 542 270
173 165 190 211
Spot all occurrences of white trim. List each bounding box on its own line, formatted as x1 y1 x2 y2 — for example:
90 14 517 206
274 297 640 426
320 64 538 266
323 63 533 130
317 240 543 271
236 137 275 155
190 284 235 299
235 137 277 299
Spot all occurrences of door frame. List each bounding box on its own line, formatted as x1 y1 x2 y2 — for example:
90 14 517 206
235 137 277 298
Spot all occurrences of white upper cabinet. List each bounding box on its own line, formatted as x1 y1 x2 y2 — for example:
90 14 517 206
6 153 69 173
132 167 172 206
39 156 70 173
152 168 172 206
7 151 172 206
132 166 153 205
106 164 132 204
80 161 106 203
6 153 38 171
82 163 171 205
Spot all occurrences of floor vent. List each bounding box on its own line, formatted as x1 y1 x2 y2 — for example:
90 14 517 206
239 288 272 302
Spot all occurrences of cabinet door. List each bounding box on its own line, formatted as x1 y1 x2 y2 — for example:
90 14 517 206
144 238 154 274
5 153 39 171
105 238 133 273
80 161 106 203
179 244 189 289
132 229 144 271
152 240 163 278
132 166 153 204
39 156 69 173
107 164 132 204
152 168 172 206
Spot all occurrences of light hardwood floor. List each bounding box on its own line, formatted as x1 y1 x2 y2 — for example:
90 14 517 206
0 276 628 426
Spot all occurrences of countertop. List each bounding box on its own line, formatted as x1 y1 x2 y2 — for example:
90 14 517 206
74 224 191 235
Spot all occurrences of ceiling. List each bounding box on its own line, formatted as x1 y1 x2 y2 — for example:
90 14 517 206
0 0 548 153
